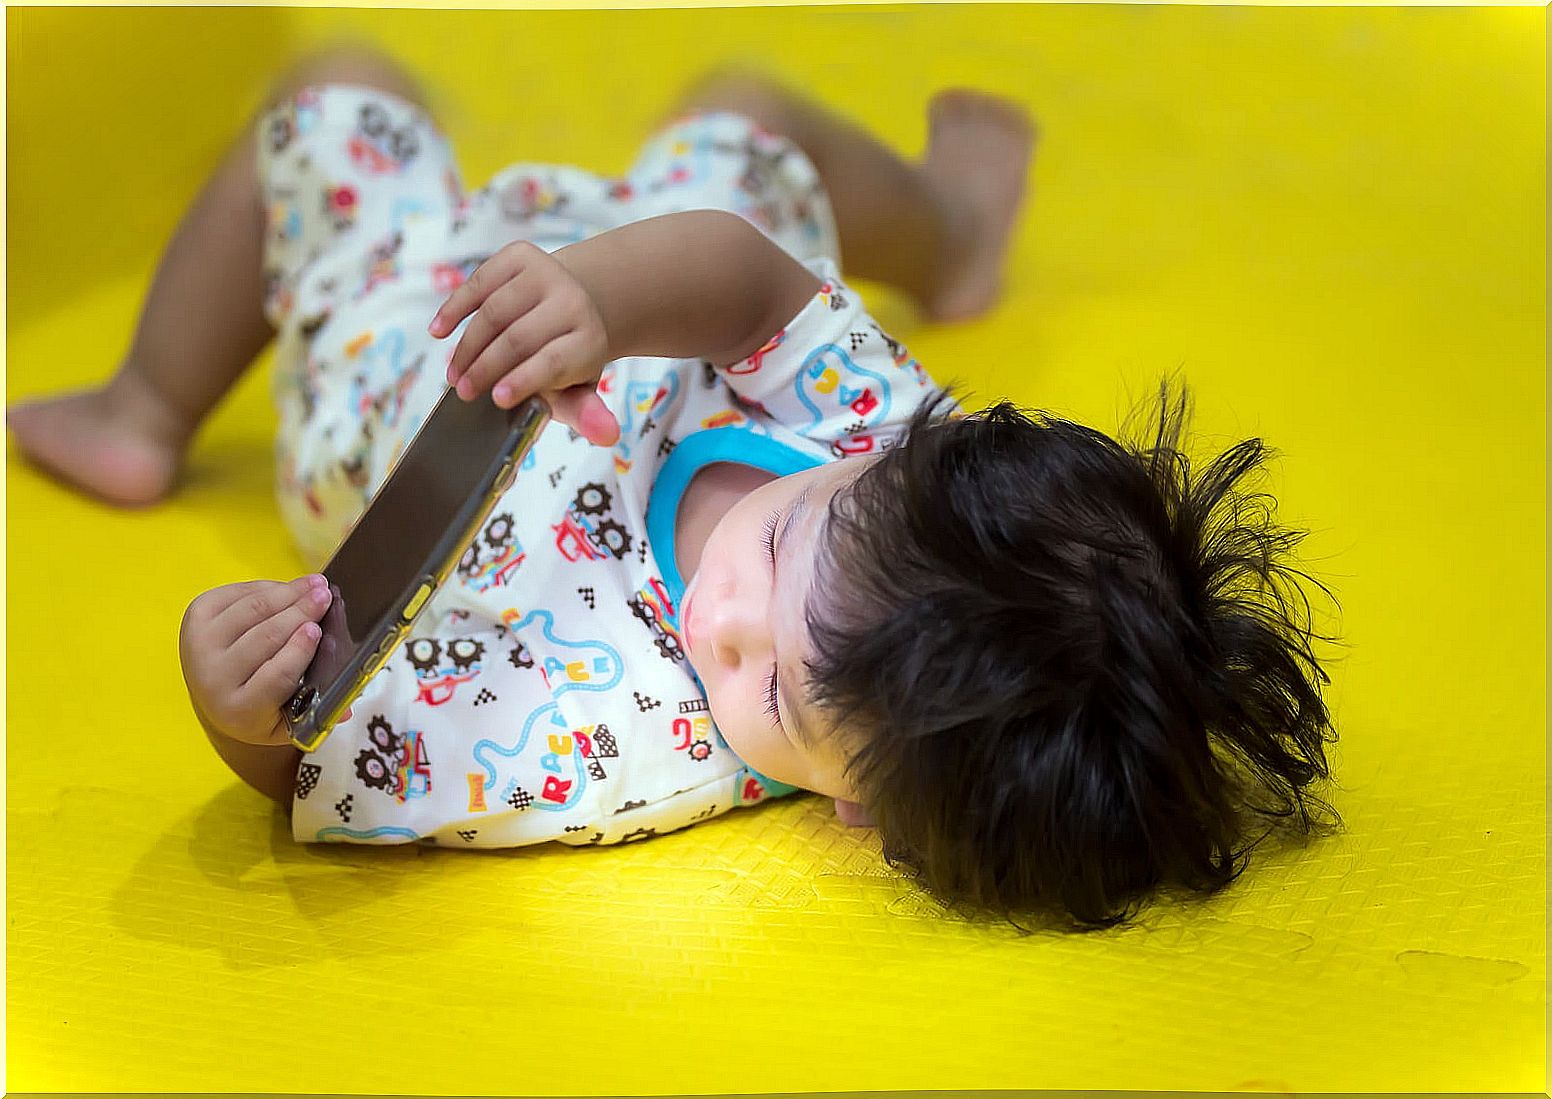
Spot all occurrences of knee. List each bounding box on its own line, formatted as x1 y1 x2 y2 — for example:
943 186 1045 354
265 43 425 111
679 69 803 133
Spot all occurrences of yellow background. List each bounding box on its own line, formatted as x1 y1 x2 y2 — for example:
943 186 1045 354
5 5 1545 1093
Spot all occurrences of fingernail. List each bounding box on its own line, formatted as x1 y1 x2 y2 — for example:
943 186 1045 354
494 386 511 404
308 574 328 589
303 622 321 640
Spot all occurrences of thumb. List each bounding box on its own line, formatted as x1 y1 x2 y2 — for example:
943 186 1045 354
547 384 620 447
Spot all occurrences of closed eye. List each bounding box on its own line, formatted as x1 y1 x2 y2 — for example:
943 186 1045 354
763 668 781 726
761 508 782 726
761 510 779 565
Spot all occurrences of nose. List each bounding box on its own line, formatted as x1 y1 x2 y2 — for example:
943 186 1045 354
699 582 773 671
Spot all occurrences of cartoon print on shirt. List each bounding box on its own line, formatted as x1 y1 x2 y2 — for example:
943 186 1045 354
793 340 892 436
267 186 303 248
702 132 809 239
405 636 486 706
831 429 881 459
644 135 699 194
346 331 424 440
298 309 332 343
497 173 570 220
723 134 789 197
733 767 777 807
337 446 371 491
357 231 405 299
670 711 716 762
871 322 928 384
501 608 625 698
296 762 323 800
573 722 618 781
349 101 421 175
728 329 784 376
430 255 486 295
459 510 526 592
471 702 590 812
268 87 322 155
353 715 432 802
818 278 848 311
699 408 750 431
263 267 294 322
553 481 634 563
508 636 536 670
626 574 685 666
612 370 683 468
322 182 359 232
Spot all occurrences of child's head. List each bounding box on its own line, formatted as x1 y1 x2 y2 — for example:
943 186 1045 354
797 381 1341 929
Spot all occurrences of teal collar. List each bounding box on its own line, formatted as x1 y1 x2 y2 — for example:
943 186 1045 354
645 426 823 610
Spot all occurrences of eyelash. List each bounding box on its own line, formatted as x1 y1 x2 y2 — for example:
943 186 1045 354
760 511 780 565
760 509 782 727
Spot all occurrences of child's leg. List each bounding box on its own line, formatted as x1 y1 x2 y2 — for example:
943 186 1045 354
675 72 1036 322
7 45 426 508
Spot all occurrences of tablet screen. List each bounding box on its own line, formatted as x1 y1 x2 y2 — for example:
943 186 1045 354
302 389 544 714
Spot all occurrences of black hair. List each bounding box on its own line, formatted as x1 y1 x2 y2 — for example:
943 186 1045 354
804 377 1342 929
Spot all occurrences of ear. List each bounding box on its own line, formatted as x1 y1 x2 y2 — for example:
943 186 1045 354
833 798 875 828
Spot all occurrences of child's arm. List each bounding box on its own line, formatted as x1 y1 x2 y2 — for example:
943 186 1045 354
430 211 821 443
559 210 823 367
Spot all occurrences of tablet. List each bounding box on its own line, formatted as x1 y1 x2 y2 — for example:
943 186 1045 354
282 390 550 751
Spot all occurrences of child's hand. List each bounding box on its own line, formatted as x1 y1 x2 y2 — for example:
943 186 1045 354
179 576 332 746
429 241 620 447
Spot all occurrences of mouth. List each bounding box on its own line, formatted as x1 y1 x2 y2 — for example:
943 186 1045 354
680 584 696 656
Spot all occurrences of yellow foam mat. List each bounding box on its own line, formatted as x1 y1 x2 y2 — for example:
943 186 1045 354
5 6 1544 1094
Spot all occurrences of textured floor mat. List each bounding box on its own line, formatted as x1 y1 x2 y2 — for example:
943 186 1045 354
6 6 1544 1093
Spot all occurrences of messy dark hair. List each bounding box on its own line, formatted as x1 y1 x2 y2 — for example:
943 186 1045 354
805 378 1342 929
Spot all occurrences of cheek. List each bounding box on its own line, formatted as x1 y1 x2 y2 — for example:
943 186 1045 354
705 679 774 760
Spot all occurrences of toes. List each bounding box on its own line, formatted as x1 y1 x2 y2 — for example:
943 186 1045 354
927 89 974 132
928 89 1037 144
6 398 53 437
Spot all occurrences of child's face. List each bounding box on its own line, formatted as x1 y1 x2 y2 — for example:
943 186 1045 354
680 457 874 802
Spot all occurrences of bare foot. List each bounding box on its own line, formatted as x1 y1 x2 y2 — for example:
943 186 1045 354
7 370 190 507
920 90 1037 323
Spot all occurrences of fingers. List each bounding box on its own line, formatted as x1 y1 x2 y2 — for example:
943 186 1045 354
486 328 595 410
229 580 332 681
423 237 616 446
488 325 609 410
194 575 313 621
428 241 537 344
235 618 325 732
547 384 621 447
455 298 579 403
444 268 548 391
204 575 324 648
